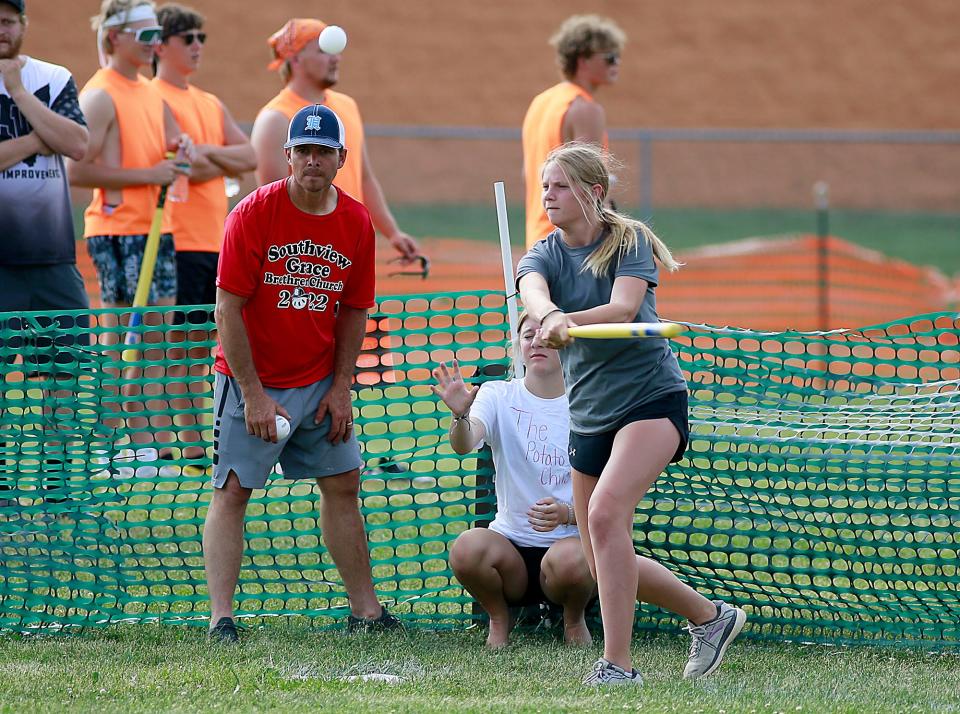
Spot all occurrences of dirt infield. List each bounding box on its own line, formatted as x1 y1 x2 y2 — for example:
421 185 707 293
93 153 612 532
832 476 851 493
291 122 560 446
25 1 960 130
27 2 960 213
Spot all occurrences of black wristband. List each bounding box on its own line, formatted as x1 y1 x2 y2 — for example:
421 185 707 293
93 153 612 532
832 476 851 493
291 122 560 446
542 308 564 322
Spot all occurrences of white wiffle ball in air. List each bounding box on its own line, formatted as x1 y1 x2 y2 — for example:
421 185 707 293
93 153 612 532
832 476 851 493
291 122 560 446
275 414 291 441
319 25 348 54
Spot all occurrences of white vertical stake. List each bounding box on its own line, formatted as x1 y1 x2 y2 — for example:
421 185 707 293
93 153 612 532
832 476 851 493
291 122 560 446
494 181 523 379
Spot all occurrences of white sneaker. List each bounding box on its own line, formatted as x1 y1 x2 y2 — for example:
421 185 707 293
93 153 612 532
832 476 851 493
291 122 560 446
582 658 643 687
682 601 747 679
113 447 160 479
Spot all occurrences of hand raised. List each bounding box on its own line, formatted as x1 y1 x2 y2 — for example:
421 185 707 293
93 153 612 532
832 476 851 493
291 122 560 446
431 359 478 417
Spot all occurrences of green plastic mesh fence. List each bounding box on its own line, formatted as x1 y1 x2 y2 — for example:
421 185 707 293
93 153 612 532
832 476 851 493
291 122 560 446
0 293 957 646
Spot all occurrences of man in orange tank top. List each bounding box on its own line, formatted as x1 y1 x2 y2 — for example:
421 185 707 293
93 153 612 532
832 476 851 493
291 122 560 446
521 15 625 248
68 0 193 475
251 18 422 266
68 0 192 310
152 3 255 311
151 3 257 468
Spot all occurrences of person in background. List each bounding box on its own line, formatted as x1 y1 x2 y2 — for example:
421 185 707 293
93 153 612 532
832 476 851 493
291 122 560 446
152 2 256 469
0 0 90 505
68 0 193 476
522 15 624 249
251 18 422 267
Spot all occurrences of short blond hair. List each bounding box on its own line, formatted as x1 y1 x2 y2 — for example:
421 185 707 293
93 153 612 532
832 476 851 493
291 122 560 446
550 15 625 80
91 0 155 55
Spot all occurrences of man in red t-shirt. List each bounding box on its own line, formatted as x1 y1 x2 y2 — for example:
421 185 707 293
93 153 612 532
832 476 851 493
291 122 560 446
204 104 400 642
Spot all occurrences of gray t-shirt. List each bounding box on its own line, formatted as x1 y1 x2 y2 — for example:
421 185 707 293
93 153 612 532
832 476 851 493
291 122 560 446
516 229 686 435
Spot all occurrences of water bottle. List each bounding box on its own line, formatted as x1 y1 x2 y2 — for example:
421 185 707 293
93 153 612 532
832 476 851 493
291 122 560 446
224 176 240 198
167 146 190 203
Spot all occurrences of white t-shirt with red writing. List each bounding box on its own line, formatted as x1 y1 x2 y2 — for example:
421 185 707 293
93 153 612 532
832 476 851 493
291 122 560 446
215 179 376 388
470 378 578 547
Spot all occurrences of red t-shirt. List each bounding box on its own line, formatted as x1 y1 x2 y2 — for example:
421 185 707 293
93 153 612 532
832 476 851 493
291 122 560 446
214 179 376 388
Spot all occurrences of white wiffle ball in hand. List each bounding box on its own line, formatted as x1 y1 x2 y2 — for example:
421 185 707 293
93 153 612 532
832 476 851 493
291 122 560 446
275 415 291 440
319 25 348 54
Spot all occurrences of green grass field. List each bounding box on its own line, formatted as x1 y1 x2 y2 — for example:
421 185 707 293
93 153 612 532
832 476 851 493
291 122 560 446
3 283 958 711
1 626 958 713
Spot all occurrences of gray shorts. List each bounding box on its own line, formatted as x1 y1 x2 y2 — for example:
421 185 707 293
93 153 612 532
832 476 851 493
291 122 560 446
212 372 363 489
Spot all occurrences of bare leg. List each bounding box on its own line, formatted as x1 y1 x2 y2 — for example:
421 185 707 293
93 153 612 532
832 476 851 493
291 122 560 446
203 470 252 625
588 419 715 672
449 528 528 648
99 299 177 450
162 329 210 461
572 471 599 577
126 300 176 449
316 469 381 619
540 537 596 646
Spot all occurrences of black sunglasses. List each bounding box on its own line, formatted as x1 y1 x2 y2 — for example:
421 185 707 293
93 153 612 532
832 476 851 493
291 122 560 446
175 31 206 45
604 52 620 66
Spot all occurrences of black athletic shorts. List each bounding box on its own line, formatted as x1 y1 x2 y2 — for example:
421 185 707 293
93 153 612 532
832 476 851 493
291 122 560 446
508 539 549 606
568 390 689 477
173 251 218 326
0 264 91 376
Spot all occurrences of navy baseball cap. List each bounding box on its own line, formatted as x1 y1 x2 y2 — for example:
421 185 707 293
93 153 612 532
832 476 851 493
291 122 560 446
2 0 25 12
284 104 345 150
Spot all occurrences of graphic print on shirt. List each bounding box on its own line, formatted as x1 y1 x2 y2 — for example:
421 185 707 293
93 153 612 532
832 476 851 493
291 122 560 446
265 238 352 313
0 84 51 168
510 405 569 486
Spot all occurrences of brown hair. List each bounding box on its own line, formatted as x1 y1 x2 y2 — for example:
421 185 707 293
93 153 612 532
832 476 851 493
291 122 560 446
550 15 625 80
157 3 202 40
152 3 203 74
279 59 293 85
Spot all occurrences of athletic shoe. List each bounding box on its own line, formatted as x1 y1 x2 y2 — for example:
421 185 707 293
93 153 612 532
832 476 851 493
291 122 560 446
208 616 243 644
582 658 643 687
347 605 403 632
682 601 747 679
112 447 176 479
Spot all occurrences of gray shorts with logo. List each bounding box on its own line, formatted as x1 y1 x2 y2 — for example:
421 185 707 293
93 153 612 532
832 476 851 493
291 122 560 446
212 372 363 489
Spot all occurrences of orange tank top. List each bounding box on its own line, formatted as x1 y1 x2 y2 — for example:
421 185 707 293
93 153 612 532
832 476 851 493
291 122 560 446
521 82 606 248
152 78 227 253
81 68 171 237
257 86 364 203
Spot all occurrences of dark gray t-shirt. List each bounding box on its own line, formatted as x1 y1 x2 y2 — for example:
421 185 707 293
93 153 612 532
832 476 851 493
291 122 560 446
516 229 686 435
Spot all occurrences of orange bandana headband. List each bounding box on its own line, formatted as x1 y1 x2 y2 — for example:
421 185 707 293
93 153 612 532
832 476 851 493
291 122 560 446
267 18 327 70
